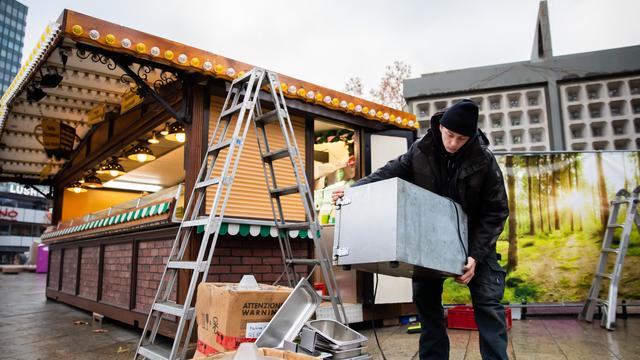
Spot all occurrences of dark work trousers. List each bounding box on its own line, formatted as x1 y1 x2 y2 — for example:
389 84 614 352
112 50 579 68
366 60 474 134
412 258 508 360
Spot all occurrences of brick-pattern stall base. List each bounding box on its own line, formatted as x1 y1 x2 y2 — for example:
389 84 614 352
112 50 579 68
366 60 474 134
79 246 100 301
207 235 311 284
136 239 175 312
61 248 78 294
101 243 132 307
48 249 61 290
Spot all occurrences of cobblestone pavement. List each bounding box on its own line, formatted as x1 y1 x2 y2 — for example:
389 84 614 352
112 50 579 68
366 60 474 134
1 272 639 359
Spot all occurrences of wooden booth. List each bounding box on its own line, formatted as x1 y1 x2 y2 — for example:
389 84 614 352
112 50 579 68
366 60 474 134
0 9 417 332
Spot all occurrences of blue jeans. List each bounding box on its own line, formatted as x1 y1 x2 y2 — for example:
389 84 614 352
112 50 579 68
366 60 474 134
412 258 508 360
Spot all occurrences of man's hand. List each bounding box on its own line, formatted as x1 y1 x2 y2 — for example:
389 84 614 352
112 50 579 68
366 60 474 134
455 257 476 285
331 189 345 205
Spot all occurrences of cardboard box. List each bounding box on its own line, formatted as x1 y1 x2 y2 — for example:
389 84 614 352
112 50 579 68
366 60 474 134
195 282 292 355
191 348 317 360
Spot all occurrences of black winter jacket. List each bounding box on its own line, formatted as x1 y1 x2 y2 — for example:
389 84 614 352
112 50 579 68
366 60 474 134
353 113 509 263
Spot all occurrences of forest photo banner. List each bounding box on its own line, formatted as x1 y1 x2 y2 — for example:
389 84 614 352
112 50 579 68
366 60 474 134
442 151 640 304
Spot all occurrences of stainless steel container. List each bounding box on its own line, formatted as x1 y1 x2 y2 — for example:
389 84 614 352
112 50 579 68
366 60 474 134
333 177 468 277
305 319 368 349
255 279 321 349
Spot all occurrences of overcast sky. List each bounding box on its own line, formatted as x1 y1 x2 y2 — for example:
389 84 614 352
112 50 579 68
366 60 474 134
18 0 640 97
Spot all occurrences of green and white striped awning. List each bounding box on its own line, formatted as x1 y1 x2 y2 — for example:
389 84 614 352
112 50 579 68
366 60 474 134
195 223 318 239
41 201 172 240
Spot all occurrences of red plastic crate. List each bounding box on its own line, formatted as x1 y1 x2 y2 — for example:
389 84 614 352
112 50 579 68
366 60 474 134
447 306 512 330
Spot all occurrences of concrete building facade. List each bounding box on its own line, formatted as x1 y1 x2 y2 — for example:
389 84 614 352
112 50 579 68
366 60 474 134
0 0 27 94
404 1 640 152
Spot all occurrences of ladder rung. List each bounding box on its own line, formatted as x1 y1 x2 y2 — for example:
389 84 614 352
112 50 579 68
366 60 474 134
254 110 280 126
220 103 244 118
262 148 290 162
611 200 628 205
195 177 221 190
275 222 311 231
601 248 619 254
607 224 624 229
589 297 609 306
208 139 232 154
167 261 206 272
596 272 614 280
153 301 195 319
270 185 300 197
286 258 321 265
182 218 210 228
138 343 171 360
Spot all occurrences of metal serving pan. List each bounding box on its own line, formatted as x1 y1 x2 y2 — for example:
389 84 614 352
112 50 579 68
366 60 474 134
305 319 368 349
255 279 321 348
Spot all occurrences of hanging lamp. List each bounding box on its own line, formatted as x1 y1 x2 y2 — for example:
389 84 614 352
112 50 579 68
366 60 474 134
127 144 156 162
147 131 160 144
66 180 87 193
97 158 126 177
83 173 103 188
164 122 186 143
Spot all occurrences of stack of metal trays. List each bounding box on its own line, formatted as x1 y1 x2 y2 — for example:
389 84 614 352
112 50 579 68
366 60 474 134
304 319 371 360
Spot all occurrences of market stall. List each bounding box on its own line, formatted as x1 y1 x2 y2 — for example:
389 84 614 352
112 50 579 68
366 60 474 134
0 9 417 332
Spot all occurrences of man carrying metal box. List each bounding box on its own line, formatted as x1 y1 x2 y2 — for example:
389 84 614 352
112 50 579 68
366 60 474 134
333 99 509 360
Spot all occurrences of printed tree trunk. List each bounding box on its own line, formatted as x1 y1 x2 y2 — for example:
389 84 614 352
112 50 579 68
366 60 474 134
536 156 544 233
596 152 609 229
551 154 560 230
573 155 582 231
506 156 518 271
635 152 640 186
567 154 574 232
526 156 535 235
544 155 552 232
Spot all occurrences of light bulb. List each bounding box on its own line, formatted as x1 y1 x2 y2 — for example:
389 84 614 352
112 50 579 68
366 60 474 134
136 153 148 162
176 133 186 143
110 170 120 177
73 187 82 194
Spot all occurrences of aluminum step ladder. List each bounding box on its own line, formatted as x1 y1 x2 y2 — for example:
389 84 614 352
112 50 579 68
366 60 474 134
579 187 639 330
135 68 346 360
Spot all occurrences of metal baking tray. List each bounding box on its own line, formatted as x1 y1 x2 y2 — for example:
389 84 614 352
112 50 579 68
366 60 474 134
255 278 321 348
305 319 368 349
313 344 366 359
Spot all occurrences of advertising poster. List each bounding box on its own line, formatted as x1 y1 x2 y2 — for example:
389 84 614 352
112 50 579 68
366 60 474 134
443 151 640 304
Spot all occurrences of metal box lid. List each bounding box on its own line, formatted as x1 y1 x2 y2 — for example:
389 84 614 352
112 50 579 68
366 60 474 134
333 177 468 277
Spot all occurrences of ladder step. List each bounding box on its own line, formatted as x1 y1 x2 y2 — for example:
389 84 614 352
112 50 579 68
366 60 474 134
195 177 221 190
275 222 311 231
262 148 290 162
137 343 172 360
589 297 609 306
208 139 233 154
270 185 300 197
286 258 321 265
167 261 207 272
611 200 628 205
596 272 614 280
182 218 210 228
220 103 244 118
254 110 280 127
153 301 195 319
607 224 624 229
601 248 619 254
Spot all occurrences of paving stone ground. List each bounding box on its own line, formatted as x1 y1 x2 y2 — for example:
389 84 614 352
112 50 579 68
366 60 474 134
1 272 638 359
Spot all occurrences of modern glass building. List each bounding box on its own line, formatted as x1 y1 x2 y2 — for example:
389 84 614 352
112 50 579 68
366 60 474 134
0 0 27 94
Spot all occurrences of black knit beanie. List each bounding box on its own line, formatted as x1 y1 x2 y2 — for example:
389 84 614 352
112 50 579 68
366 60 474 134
439 99 479 137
